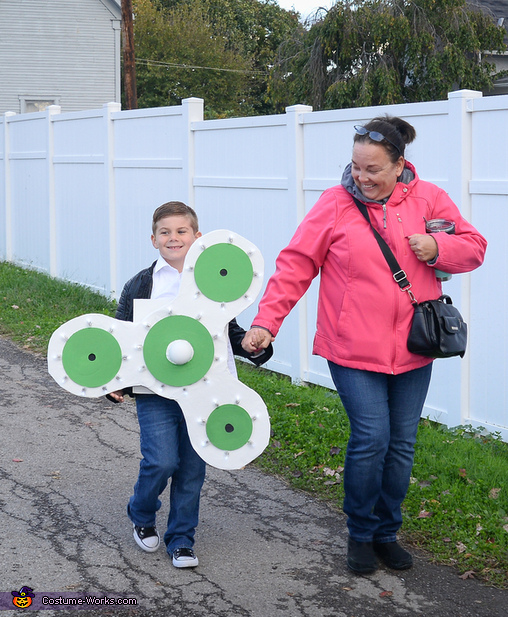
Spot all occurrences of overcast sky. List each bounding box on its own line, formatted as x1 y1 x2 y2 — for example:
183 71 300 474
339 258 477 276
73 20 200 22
276 0 334 19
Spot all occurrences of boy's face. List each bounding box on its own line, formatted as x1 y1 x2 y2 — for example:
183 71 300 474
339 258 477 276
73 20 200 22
151 215 201 272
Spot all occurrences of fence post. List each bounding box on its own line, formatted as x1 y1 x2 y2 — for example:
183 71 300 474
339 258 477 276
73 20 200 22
104 102 121 298
47 105 61 277
447 89 483 426
3 112 16 262
285 104 313 383
181 98 204 210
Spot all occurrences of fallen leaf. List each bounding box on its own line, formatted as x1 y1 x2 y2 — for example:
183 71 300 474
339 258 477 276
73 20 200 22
459 468 467 478
11 304 19 309
12 458 24 463
380 591 393 598
456 542 467 554
329 446 341 456
294 451 305 458
292 470 303 478
489 488 501 500
503 524 508 533
459 571 475 580
285 403 300 408
417 510 432 518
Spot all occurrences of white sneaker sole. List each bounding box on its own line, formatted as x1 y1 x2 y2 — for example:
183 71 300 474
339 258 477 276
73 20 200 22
172 555 199 568
133 525 160 553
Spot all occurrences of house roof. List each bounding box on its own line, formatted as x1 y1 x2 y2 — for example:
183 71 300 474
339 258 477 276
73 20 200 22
471 0 506 15
102 0 122 18
469 0 508 43
469 0 508 22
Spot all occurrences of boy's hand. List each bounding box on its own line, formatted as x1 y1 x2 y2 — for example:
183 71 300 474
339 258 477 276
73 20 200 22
107 390 124 403
242 327 274 353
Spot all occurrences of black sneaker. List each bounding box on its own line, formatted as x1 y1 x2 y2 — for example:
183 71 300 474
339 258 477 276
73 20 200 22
133 524 160 552
373 541 413 570
172 547 199 568
347 538 378 574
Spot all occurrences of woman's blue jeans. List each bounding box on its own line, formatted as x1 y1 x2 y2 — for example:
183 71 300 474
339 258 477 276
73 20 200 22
328 362 432 543
127 394 206 553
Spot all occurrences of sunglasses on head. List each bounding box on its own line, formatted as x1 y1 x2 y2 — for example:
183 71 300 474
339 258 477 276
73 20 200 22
354 125 402 157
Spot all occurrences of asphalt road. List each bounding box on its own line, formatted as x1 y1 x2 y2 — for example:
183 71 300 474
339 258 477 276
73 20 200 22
1 336 506 617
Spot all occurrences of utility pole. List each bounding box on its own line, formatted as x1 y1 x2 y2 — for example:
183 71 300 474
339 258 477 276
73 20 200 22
121 0 137 109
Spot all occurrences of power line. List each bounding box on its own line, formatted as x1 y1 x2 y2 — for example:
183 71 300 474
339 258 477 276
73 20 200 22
136 57 267 75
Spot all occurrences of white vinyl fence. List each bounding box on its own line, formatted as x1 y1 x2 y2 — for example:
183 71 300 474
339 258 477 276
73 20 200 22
1 91 507 440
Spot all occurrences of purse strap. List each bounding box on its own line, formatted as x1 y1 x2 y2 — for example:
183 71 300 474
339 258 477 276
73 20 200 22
352 196 417 305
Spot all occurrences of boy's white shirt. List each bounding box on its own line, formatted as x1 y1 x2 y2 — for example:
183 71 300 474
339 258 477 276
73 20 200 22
149 256 237 376
151 255 182 300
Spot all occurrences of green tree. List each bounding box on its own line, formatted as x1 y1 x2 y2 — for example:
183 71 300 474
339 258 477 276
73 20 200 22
202 0 302 114
133 0 302 116
268 0 507 111
133 0 255 116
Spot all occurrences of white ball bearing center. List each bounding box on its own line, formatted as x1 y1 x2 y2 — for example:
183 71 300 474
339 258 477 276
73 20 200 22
166 339 194 365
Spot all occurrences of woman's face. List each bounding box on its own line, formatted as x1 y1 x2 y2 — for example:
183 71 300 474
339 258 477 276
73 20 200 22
351 142 405 202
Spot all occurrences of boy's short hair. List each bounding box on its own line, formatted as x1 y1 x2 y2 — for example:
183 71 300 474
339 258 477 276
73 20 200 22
152 201 199 234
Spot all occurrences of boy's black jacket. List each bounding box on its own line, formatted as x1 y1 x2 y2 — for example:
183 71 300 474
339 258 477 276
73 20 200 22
108 261 273 402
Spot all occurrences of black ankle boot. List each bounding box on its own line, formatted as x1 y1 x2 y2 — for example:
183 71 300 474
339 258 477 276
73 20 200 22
373 541 413 570
347 538 378 574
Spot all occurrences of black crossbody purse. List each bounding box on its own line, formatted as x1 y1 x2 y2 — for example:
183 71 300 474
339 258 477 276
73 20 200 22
353 197 467 359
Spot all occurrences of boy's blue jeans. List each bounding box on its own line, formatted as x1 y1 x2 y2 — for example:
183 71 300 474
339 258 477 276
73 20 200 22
328 362 432 543
127 394 206 554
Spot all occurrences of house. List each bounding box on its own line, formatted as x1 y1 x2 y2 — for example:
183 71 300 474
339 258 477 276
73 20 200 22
0 0 121 114
471 0 508 95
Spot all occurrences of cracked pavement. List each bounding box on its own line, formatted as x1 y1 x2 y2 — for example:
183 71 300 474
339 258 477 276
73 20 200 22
0 336 506 616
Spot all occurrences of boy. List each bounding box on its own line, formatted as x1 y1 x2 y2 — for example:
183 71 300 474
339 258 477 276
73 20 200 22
108 201 271 568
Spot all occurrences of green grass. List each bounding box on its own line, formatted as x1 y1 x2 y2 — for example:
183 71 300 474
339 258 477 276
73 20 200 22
0 262 116 353
1 260 507 587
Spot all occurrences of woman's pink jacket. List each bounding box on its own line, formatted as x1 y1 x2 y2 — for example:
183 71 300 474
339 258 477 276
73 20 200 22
252 163 487 375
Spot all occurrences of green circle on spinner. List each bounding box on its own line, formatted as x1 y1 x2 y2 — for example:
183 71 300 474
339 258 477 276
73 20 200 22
62 327 122 388
143 315 214 387
194 243 253 302
206 404 253 451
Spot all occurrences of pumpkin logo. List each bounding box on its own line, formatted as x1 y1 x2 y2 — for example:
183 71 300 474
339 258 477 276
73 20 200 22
11 586 35 609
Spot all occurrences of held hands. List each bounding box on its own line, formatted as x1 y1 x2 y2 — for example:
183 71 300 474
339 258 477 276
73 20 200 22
108 390 124 403
242 327 274 353
408 234 438 263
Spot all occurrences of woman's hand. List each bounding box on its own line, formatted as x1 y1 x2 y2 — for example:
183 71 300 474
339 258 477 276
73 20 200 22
241 327 274 353
408 234 438 262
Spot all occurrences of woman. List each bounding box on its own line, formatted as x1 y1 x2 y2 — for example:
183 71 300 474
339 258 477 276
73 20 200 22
242 116 487 574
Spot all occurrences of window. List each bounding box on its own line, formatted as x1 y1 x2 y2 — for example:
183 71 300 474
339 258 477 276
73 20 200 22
19 97 60 113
